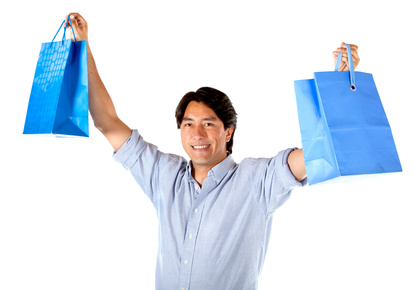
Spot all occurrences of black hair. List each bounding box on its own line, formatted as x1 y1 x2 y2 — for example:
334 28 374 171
175 87 237 154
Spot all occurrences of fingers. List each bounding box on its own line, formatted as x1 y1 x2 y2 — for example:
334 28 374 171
63 12 88 41
65 13 85 28
343 55 360 68
333 42 360 71
338 62 347 71
335 56 359 71
333 51 347 71
337 45 359 60
64 14 72 29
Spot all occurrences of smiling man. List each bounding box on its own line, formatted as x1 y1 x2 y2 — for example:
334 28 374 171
67 12 360 290
176 90 236 185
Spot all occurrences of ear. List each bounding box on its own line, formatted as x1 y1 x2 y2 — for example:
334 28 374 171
225 126 234 142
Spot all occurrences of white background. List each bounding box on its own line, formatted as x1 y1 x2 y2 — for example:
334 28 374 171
1 0 414 289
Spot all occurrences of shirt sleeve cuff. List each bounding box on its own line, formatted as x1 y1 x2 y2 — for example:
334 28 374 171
113 129 141 170
278 148 308 189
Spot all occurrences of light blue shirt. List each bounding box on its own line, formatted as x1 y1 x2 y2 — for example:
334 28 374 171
113 130 307 289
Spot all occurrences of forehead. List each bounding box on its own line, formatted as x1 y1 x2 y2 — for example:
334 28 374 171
183 101 220 120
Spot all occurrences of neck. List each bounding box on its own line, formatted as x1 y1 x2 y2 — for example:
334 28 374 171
191 156 227 187
192 166 210 187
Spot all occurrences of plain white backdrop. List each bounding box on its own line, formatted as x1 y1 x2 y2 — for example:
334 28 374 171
1 0 414 289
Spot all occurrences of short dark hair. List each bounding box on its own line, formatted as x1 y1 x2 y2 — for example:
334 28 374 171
175 87 238 154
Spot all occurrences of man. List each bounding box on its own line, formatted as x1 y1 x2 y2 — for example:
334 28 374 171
66 13 360 289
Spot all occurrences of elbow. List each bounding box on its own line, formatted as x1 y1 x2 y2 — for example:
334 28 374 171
92 114 119 135
93 119 107 134
93 120 106 133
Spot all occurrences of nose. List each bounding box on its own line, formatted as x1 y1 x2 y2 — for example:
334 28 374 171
192 124 206 140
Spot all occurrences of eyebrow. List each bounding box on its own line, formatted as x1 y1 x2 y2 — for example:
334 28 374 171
182 116 218 122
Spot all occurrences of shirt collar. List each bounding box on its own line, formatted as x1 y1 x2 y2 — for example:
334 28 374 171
186 155 236 184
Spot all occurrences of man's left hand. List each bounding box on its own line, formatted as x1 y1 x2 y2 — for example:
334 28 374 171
333 42 360 71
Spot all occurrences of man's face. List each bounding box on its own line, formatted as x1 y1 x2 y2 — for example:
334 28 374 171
180 101 234 171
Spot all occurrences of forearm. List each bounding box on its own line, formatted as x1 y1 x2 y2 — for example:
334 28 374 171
87 44 116 128
87 44 131 150
287 149 307 182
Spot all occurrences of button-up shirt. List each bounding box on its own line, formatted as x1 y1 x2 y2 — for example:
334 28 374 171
113 130 307 289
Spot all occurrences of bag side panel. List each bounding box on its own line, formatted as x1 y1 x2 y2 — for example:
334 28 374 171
294 79 340 185
52 40 73 133
53 41 89 137
69 41 89 136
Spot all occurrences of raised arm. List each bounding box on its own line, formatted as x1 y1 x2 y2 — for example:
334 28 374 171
66 13 132 151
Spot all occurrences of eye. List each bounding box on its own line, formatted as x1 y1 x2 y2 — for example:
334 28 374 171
180 122 190 128
204 122 213 127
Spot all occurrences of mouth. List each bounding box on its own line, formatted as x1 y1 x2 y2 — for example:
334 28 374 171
191 145 210 150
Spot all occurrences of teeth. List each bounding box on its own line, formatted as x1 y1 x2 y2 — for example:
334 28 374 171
193 145 208 149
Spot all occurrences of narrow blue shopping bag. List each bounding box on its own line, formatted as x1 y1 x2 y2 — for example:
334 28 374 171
23 16 88 137
294 44 402 185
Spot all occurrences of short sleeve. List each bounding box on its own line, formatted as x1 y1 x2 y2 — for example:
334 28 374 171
247 148 307 216
113 129 185 204
113 129 144 169
275 148 308 189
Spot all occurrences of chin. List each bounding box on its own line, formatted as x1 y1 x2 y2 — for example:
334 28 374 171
191 157 211 166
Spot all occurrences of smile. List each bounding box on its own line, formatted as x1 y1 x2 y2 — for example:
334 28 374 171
192 145 209 149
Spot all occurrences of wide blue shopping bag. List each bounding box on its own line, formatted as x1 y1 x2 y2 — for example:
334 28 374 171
23 16 88 137
294 44 402 185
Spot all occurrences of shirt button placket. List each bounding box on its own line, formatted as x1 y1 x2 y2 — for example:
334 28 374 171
179 186 205 289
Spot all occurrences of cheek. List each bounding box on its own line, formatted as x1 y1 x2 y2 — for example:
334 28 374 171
210 130 225 145
180 131 186 144
180 130 191 146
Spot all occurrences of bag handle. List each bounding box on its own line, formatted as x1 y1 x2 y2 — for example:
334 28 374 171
51 15 77 43
334 43 356 91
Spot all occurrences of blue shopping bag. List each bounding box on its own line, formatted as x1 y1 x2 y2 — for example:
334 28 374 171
23 16 88 137
294 44 402 185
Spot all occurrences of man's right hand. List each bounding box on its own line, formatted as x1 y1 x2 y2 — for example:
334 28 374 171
65 13 88 42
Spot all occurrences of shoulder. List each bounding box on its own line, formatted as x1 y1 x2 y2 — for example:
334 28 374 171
239 148 292 170
113 129 187 170
239 148 305 187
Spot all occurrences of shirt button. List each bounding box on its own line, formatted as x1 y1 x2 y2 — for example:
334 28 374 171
194 185 198 190
189 233 193 239
184 260 189 264
181 288 185 290
194 208 198 213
